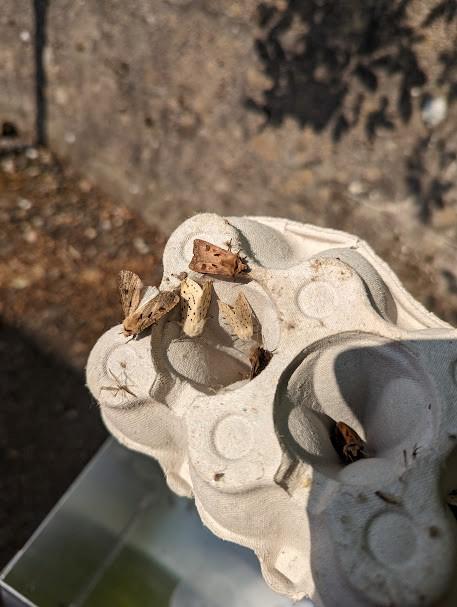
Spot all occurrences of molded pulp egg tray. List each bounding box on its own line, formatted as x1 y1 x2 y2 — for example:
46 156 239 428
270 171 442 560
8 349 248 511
86 214 457 607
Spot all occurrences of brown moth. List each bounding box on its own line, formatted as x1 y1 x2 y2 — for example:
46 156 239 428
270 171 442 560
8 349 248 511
180 277 212 337
249 346 273 379
119 269 179 337
189 239 249 278
100 368 137 399
218 291 254 341
331 421 368 465
374 490 402 506
447 489 457 507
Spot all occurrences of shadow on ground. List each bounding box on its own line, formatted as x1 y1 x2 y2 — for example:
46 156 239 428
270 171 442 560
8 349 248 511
0 320 106 569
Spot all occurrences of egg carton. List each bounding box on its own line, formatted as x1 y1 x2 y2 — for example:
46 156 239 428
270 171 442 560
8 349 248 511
86 214 457 606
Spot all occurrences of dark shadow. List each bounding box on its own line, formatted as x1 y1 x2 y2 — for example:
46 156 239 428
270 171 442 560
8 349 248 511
422 0 457 26
32 0 49 146
405 134 455 222
247 0 427 141
273 336 457 605
437 35 457 105
0 320 106 569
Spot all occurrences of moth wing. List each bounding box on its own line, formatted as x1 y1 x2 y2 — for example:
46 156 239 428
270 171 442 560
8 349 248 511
181 277 212 337
232 292 253 340
189 239 234 277
180 276 203 304
199 280 212 319
118 270 143 318
249 346 261 379
218 299 237 329
128 291 179 334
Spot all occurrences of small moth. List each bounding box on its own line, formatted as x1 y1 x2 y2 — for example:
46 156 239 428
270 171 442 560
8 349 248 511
218 291 254 341
180 277 213 337
375 491 402 506
331 421 368 465
447 489 457 507
100 368 137 399
249 346 273 379
119 270 179 337
189 239 249 278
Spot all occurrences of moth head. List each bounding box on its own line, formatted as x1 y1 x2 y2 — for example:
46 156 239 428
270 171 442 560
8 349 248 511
236 256 249 275
122 319 137 338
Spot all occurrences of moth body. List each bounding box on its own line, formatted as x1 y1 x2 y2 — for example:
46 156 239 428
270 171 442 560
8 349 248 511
189 239 249 278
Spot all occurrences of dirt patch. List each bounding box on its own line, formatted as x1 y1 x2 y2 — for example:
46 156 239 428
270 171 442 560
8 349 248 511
0 149 165 568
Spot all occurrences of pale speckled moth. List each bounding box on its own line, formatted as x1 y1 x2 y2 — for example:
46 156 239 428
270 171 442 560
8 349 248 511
218 291 254 341
118 269 179 337
180 277 212 337
189 239 248 278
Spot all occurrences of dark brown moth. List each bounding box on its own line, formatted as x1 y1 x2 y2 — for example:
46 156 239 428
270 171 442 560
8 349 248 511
331 421 368 465
119 269 179 337
249 346 273 379
189 239 249 278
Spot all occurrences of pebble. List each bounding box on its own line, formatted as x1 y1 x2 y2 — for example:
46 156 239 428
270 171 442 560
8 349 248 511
25 147 39 160
133 237 150 254
348 181 364 195
23 229 38 243
11 277 30 289
421 96 447 128
1 158 15 174
17 198 32 210
84 227 97 239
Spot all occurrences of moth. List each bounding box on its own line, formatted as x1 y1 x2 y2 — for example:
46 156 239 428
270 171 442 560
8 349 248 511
119 270 179 337
100 368 137 399
375 491 402 506
447 489 457 507
189 239 249 278
180 276 213 337
331 421 368 465
249 346 273 379
218 291 254 341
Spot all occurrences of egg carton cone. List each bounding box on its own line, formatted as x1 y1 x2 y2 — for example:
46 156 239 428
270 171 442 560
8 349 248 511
86 214 457 606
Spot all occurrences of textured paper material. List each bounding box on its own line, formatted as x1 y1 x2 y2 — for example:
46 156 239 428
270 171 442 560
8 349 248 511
87 214 457 607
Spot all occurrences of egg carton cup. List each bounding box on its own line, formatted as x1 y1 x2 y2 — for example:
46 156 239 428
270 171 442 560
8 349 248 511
86 214 457 606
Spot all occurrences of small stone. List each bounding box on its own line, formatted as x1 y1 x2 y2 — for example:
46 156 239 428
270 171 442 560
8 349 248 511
78 178 93 193
65 132 76 144
80 268 102 284
23 229 38 243
421 96 447 128
20 30 30 42
25 147 39 160
129 184 140 195
349 181 364 195
17 198 32 210
10 276 30 289
1 158 15 174
133 237 150 255
84 227 97 239
55 87 69 106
